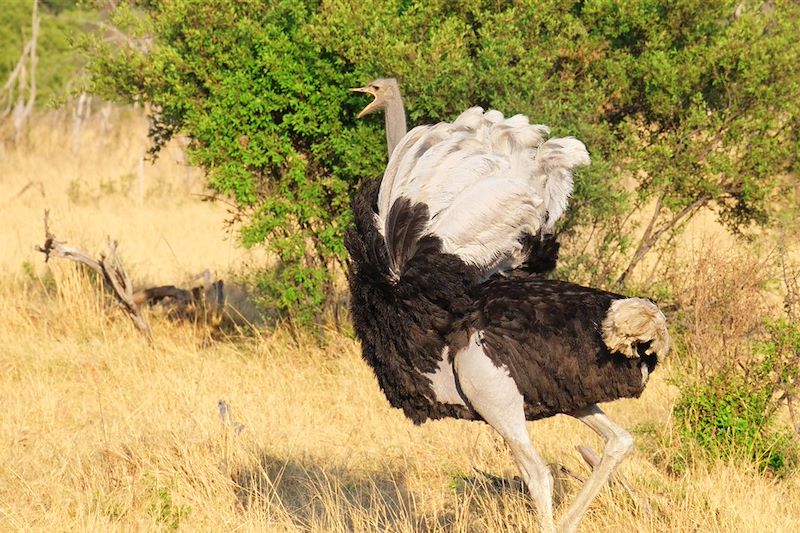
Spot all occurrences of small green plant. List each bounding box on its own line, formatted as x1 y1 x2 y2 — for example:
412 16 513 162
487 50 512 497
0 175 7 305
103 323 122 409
147 484 190 531
672 320 800 477
21 260 57 292
21 260 35 281
66 179 83 204
673 373 796 475
447 470 469 492
93 491 127 522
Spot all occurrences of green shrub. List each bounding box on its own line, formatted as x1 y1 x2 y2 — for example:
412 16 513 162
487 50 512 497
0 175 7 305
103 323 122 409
81 0 800 322
673 372 797 476
673 320 800 476
82 0 387 326
758 319 800 402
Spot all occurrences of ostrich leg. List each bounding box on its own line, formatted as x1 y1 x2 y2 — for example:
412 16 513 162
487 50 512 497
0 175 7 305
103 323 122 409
558 404 633 533
455 337 556 533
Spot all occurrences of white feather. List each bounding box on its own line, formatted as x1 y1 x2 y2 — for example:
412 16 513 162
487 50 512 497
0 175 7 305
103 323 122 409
376 107 590 276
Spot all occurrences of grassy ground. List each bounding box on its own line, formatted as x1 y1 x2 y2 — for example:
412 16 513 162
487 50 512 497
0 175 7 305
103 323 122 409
1 111 799 532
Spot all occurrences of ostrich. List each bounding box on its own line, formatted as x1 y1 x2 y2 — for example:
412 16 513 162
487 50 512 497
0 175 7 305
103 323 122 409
346 87 670 532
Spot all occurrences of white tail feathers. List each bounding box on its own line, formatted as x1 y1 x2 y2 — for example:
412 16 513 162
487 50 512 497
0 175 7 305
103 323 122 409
601 298 670 359
375 107 590 278
534 138 591 230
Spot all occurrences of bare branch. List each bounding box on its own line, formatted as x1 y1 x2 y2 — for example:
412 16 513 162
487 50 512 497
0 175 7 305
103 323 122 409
617 194 711 286
36 210 153 342
133 279 226 328
553 463 587 484
2 180 45 206
0 40 30 92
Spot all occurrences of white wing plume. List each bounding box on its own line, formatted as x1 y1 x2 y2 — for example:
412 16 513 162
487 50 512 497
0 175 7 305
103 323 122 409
375 107 590 279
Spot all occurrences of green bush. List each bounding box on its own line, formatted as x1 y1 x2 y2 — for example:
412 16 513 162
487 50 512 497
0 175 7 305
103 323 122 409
81 0 800 322
673 319 800 476
673 373 796 475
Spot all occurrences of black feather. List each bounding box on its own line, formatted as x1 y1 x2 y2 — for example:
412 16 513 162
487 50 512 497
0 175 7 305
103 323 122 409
384 196 429 277
514 233 560 277
457 278 651 420
345 180 480 423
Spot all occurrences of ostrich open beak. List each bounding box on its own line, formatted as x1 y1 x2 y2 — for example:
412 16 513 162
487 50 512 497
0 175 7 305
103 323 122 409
349 86 379 119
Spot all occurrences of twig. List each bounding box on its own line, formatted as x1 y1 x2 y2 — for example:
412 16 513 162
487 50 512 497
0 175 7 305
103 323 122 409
134 277 225 329
617 193 711 286
3 180 45 206
553 463 587 484
35 210 153 342
217 400 245 434
469 468 525 493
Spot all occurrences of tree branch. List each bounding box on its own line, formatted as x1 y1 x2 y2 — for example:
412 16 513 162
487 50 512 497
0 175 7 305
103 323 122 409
617 193 711 286
36 210 153 342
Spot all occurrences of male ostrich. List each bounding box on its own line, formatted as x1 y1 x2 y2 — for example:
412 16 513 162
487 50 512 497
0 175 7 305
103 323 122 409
347 82 669 533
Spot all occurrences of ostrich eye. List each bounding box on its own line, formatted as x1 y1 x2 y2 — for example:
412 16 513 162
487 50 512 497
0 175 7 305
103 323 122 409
370 85 379 91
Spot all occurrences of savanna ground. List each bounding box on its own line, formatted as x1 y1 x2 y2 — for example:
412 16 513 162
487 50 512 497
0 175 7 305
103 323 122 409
1 111 799 532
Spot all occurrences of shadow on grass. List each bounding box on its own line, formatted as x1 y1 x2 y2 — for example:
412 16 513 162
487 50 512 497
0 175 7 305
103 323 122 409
231 452 424 530
453 464 580 510
231 454 579 531
452 469 527 494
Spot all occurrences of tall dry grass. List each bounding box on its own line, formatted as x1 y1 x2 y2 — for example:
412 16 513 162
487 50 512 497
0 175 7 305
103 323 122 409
1 107 263 284
665 243 776 372
1 111 799 531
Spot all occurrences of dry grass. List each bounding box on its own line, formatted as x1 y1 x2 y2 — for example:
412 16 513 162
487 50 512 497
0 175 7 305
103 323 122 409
1 111 799 531
1 107 262 284
664 242 777 372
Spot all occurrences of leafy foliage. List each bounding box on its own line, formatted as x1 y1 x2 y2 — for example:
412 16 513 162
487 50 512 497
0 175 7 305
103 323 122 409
668 251 800 477
1 0 96 105
82 0 800 321
673 355 799 477
83 0 387 325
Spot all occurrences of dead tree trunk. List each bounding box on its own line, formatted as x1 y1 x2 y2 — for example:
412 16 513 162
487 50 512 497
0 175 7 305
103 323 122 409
71 93 92 155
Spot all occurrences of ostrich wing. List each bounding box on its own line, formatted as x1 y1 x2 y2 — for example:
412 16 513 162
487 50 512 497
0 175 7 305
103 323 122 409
374 107 589 281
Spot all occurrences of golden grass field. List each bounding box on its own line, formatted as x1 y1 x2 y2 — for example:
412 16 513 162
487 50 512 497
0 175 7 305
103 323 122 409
1 110 799 532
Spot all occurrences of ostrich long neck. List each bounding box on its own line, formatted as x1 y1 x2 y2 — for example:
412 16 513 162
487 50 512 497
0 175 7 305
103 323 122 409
384 93 407 157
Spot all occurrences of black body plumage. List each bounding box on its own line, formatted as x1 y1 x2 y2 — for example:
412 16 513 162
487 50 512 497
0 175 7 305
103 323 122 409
460 278 657 420
346 180 656 425
345 180 479 423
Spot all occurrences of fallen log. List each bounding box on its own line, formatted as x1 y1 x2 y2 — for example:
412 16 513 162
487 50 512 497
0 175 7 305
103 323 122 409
134 278 225 328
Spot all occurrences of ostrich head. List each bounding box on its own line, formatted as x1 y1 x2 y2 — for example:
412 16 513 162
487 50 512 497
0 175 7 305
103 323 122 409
349 78 402 119
350 78 407 156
